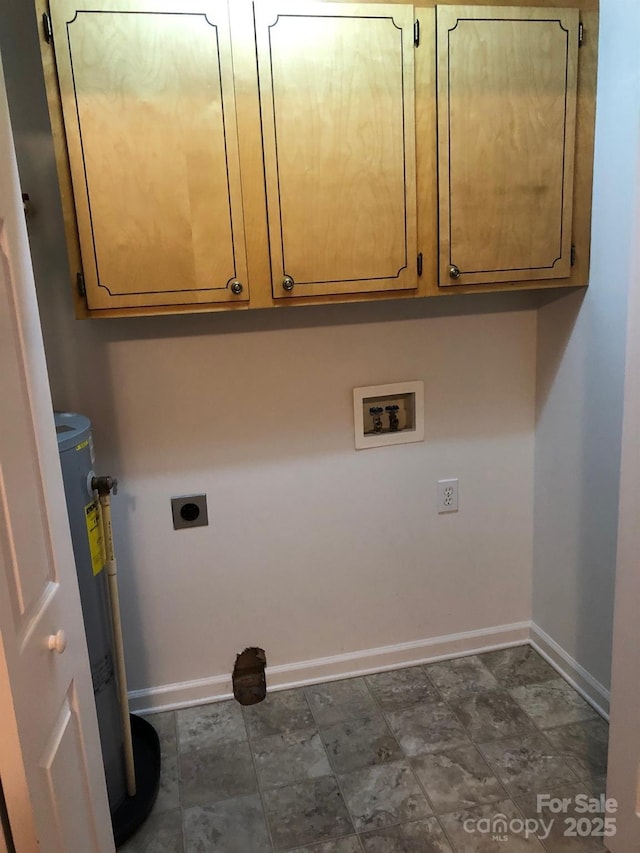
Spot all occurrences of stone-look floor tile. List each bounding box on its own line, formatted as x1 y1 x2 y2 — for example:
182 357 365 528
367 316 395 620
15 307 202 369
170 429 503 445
323 715 403 775
425 656 499 701
440 799 546 851
176 700 246 752
515 782 608 853
180 740 257 807
386 702 470 757
360 816 454 852
243 688 315 739
478 733 578 799
183 794 271 852
509 680 599 730
120 808 184 853
143 711 177 758
306 679 378 727
544 719 609 780
290 838 362 853
450 689 537 743
365 667 441 711
253 727 332 789
153 751 180 814
411 744 505 815
585 774 608 797
263 775 354 850
339 759 432 832
145 663 605 853
479 646 558 688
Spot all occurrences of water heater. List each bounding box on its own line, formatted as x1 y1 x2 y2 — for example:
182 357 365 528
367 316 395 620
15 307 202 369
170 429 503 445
55 411 126 811
56 412 161 847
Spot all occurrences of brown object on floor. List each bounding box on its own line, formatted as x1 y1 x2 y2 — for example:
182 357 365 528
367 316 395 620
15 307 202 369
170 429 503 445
232 647 267 705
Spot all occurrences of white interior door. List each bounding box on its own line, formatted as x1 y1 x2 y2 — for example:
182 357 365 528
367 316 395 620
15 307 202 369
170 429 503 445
607 190 640 850
600 2 640 850
0 53 114 852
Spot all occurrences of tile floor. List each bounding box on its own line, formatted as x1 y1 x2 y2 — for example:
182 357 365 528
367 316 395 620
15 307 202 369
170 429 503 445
121 645 610 853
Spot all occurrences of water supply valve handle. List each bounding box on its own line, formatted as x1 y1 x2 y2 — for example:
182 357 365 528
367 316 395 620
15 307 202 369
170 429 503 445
91 475 118 496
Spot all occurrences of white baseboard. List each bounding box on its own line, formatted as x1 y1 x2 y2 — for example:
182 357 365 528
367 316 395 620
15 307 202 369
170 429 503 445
128 621 530 714
128 672 233 715
529 622 610 720
129 621 611 719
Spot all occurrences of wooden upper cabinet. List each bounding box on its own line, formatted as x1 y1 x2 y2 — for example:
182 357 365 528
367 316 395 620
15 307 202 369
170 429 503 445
50 0 250 310
254 3 418 299
40 0 595 314
436 5 579 287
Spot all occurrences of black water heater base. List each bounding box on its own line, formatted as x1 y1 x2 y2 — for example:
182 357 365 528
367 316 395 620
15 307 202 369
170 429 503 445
112 715 161 848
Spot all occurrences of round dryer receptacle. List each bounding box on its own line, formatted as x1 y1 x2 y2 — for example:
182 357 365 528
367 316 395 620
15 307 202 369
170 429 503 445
180 502 200 523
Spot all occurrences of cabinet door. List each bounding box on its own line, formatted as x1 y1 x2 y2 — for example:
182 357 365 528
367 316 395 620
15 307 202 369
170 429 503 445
255 3 417 300
437 5 579 287
50 0 249 310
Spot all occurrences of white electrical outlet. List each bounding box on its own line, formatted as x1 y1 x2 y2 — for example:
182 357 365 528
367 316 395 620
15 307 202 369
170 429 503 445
437 479 459 513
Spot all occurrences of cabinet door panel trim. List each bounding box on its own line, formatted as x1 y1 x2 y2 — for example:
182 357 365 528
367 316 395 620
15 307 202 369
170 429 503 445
256 2 418 299
437 5 579 287
268 13 410 285
51 1 250 309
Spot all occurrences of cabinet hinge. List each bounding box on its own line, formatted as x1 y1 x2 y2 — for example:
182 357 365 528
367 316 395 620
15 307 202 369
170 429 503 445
571 244 576 267
417 252 423 277
42 12 53 44
76 272 86 297
414 19 420 47
578 22 584 46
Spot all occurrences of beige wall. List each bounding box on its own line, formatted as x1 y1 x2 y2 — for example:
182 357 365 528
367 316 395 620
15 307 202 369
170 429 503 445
36 282 537 697
74 307 537 694
532 0 633 693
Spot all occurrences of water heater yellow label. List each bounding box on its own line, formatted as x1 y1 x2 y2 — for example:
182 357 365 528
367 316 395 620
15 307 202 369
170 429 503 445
84 500 105 576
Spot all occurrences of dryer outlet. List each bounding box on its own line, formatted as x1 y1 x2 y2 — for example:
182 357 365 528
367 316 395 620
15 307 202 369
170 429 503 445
171 494 208 530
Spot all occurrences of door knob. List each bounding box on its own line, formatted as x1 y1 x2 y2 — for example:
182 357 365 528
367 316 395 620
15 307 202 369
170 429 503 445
48 630 67 654
282 275 295 292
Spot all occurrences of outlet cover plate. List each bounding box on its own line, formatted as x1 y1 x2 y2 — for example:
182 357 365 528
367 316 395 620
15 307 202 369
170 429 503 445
437 479 459 513
171 494 208 530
